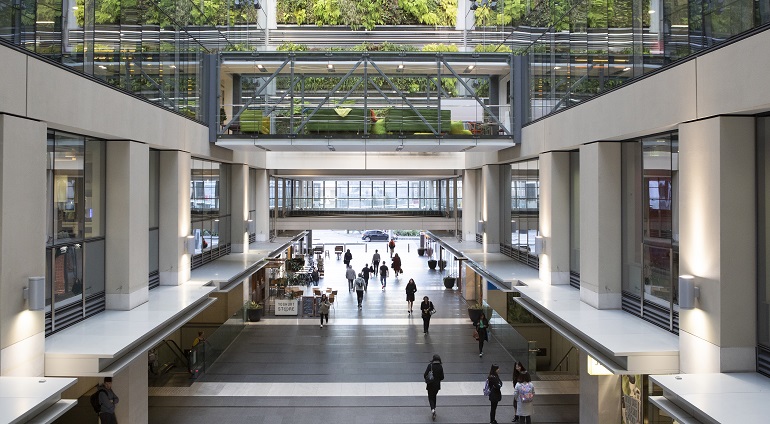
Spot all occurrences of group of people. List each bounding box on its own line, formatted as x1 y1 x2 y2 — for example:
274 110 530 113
424 358 533 423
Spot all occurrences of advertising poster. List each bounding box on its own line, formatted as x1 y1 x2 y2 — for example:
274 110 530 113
621 374 643 424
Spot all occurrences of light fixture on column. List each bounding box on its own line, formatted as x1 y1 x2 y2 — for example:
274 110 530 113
476 220 485 234
246 219 255 233
23 277 45 311
185 235 196 254
534 236 545 255
678 275 700 309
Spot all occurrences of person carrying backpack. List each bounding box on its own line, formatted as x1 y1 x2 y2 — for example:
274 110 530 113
354 273 366 309
90 376 119 424
512 371 535 423
486 364 503 424
424 354 445 421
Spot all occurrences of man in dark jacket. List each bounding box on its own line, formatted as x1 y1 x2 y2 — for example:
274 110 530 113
361 264 373 290
98 377 120 424
424 354 445 421
343 249 352 266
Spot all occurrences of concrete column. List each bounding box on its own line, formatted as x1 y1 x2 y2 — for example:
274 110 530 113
455 0 474 32
254 169 270 242
158 151 191 286
482 164 501 252
0 115 46 376
112 353 148 424
230 164 248 253
106 141 149 310
539 152 571 285
679 116 756 373
580 142 622 309
579 351 622 423
462 169 479 242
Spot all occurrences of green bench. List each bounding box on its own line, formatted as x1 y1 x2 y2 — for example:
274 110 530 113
239 109 270 134
304 108 370 133
383 108 451 133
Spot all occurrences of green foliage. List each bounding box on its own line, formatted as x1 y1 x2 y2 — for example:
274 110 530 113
473 44 512 53
421 43 458 52
246 301 263 309
312 0 343 25
277 42 309 51
285 257 305 272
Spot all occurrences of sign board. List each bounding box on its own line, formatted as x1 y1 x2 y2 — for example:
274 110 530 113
275 299 299 315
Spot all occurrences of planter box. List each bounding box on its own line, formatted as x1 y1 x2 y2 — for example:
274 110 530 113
443 278 456 289
417 248 426 257
427 259 437 270
468 308 483 324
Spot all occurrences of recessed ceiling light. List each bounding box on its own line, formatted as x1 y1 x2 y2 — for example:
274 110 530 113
463 65 476 74
98 65 107 69
553 66 561 70
623 67 631 72
257 64 267 72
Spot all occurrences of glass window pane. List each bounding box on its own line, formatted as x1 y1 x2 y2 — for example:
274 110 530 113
53 243 83 309
84 239 105 296
84 138 105 238
53 133 84 242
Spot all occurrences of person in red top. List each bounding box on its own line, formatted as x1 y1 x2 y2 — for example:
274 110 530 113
388 238 396 257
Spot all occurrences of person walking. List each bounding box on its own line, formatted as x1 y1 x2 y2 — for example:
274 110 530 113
346 264 356 291
361 263 373 290
511 361 528 422
512 371 534 423
372 250 381 275
379 261 389 289
97 376 120 424
424 354 445 421
405 278 417 314
486 364 503 424
354 273 366 309
388 238 396 258
420 296 435 334
319 294 330 328
391 253 402 277
343 248 353 266
475 312 490 357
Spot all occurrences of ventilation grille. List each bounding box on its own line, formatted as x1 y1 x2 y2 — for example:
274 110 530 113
191 243 232 270
475 234 483 243
45 292 105 337
149 271 160 290
500 243 540 269
758 345 770 377
248 233 256 244
622 292 679 334
569 271 580 289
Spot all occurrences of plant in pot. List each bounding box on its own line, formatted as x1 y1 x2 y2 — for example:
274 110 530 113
427 258 438 270
285 257 305 274
246 301 263 322
437 259 447 270
417 247 426 256
467 302 483 324
443 276 456 289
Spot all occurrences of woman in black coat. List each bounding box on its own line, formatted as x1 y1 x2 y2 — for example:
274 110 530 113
475 312 490 357
486 363 503 424
424 354 445 421
420 296 435 334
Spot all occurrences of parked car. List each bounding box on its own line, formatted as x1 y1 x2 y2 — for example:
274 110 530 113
362 230 389 242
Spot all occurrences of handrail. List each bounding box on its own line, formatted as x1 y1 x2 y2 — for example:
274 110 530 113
552 345 576 372
161 340 189 369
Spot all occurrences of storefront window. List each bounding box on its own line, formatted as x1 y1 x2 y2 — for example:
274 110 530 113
621 133 680 333
509 159 540 266
45 130 106 335
190 158 231 268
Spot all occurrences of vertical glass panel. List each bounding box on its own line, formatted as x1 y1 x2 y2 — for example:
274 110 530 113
569 151 581 274
149 150 159 228
621 141 644 298
84 138 105 237
149 228 159 274
323 181 335 209
83 239 105 296
757 117 770 348
643 244 673 306
53 243 83 309
53 132 84 242
643 137 673 240
384 180 397 208
372 181 384 209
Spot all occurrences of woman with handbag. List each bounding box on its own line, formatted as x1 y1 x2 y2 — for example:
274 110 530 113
475 312 490 357
405 279 418 314
420 296 435 334
423 354 444 421
511 361 528 422
486 364 503 424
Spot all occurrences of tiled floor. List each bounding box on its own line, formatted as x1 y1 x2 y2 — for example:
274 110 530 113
148 235 579 423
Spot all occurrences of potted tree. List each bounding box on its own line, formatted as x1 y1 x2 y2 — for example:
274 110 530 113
443 276 456 289
246 301 263 322
467 302 483 324
438 259 447 270
285 257 305 274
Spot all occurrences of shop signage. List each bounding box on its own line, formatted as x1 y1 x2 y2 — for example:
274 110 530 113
275 299 299 315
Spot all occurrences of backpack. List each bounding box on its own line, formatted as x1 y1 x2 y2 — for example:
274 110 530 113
89 388 105 414
355 278 365 290
424 362 435 384
483 379 491 396
519 382 535 403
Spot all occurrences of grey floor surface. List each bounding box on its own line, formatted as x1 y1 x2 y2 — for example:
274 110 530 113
148 236 579 423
